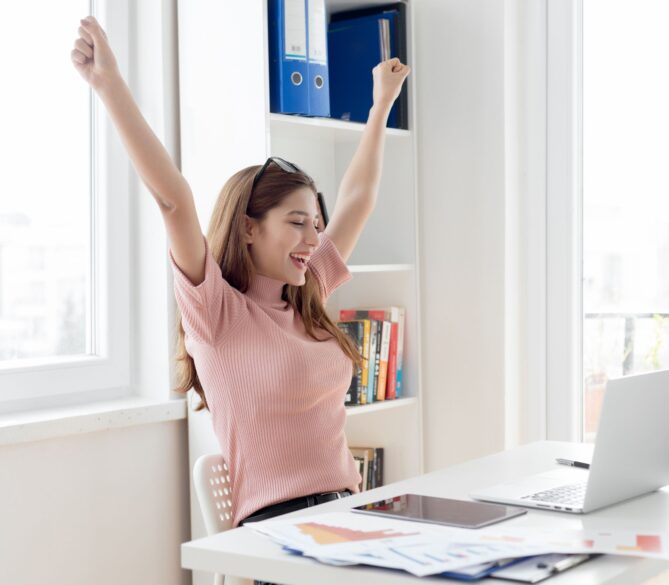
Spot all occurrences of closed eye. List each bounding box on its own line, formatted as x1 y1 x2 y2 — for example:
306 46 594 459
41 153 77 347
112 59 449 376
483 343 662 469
291 221 319 229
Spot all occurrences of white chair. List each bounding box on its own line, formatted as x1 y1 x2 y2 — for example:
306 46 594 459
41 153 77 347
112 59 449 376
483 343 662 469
193 454 253 585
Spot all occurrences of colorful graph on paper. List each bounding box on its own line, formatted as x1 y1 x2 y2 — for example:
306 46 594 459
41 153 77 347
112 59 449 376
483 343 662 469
296 521 420 545
249 512 669 578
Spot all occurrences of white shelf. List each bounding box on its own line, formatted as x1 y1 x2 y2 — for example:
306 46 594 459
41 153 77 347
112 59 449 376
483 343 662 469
269 113 410 143
327 0 399 16
347 263 414 273
345 397 417 417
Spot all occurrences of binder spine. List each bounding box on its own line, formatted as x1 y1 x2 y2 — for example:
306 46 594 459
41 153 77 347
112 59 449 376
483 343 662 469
307 0 330 117
268 0 309 115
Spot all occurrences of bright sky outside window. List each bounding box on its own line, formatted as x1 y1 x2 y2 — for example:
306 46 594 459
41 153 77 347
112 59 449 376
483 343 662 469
0 1 91 363
583 0 669 437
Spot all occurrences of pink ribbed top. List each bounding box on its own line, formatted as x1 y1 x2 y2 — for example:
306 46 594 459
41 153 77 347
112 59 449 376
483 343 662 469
169 232 362 527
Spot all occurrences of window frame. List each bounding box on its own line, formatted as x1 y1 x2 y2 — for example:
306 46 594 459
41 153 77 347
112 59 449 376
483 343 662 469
546 0 584 441
0 0 133 413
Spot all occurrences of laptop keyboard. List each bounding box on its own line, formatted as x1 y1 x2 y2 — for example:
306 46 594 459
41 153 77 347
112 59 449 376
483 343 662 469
522 481 587 507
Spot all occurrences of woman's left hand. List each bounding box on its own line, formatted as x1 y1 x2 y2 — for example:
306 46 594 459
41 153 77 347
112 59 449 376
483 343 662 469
372 58 411 110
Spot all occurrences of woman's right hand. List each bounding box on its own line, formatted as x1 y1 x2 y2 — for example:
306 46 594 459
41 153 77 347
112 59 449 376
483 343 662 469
71 16 120 92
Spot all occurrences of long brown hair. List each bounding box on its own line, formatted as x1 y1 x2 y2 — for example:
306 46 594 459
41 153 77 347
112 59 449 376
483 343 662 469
173 163 362 411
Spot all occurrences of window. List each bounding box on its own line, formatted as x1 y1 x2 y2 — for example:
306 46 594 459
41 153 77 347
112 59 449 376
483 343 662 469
582 0 669 438
0 1 131 411
547 0 669 441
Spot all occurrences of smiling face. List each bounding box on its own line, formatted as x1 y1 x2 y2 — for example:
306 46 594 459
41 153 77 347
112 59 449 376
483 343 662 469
244 187 321 286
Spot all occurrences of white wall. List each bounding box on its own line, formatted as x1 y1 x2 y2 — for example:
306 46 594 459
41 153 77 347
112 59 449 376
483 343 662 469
0 420 191 585
415 0 549 470
415 0 508 470
505 0 548 447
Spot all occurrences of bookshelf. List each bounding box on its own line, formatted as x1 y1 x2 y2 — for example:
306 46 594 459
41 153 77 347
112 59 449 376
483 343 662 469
345 396 418 416
178 3 422 581
269 112 410 140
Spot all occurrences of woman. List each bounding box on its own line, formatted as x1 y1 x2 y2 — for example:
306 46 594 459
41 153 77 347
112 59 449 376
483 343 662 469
71 15 410 533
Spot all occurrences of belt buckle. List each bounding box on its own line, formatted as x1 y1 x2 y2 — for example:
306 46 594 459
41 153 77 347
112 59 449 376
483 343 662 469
319 490 342 500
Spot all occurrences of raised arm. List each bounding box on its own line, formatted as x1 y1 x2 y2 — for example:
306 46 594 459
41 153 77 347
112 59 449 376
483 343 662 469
71 16 206 285
325 58 411 263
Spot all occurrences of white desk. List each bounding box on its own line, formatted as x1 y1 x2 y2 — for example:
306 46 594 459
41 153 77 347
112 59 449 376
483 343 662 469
181 441 669 584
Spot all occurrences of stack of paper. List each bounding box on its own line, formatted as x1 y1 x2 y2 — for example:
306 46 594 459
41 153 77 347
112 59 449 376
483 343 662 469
247 511 669 578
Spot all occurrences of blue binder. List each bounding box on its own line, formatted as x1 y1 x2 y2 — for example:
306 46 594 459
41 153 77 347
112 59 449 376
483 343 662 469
306 0 330 117
328 4 408 129
268 0 309 115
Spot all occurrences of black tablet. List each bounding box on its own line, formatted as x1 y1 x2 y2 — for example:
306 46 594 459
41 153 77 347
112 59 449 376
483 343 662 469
351 494 527 529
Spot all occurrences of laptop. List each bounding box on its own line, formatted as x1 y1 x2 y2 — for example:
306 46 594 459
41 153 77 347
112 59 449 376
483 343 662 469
471 370 669 514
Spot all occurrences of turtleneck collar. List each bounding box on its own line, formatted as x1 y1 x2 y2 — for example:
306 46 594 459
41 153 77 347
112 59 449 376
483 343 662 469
246 273 289 309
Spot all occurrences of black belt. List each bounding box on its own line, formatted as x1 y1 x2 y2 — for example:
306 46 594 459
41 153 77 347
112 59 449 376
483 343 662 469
241 489 352 525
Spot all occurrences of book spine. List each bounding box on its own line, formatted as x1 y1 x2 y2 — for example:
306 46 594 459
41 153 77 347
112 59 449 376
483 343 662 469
336 321 359 405
354 321 367 404
367 320 379 404
362 452 369 491
350 355 359 406
367 449 374 490
385 308 399 400
396 307 405 398
376 320 391 400
375 447 384 488
360 319 370 405
374 321 382 401
370 450 377 489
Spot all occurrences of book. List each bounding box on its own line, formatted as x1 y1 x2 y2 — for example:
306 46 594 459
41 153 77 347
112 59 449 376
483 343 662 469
336 321 363 405
374 447 384 488
384 317 398 399
395 307 406 398
349 447 370 491
350 446 374 490
345 319 371 404
369 448 378 489
350 446 384 490
366 307 402 399
340 307 405 400
367 449 375 489
367 320 379 404
377 320 391 400
372 320 382 402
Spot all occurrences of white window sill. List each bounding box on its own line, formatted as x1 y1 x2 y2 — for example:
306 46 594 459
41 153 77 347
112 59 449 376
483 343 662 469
0 396 188 447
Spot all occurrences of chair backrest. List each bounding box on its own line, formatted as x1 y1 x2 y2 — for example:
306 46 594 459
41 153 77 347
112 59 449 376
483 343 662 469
193 454 253 585
193 453 234 535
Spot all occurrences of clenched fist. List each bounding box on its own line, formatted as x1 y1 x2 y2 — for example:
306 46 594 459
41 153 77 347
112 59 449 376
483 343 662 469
372 58 411 110
71 16 120 91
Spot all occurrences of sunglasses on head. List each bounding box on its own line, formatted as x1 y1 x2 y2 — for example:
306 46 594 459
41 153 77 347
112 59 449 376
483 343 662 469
252 156 329 230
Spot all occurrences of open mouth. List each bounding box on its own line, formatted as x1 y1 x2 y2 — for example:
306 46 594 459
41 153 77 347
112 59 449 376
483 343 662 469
289 254 309 269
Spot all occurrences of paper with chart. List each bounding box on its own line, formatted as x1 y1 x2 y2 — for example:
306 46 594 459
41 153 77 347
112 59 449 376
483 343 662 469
247 512 669 577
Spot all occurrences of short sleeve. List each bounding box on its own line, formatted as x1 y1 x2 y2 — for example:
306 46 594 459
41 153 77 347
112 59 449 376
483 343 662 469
307 231 352 300
169 236 245 344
